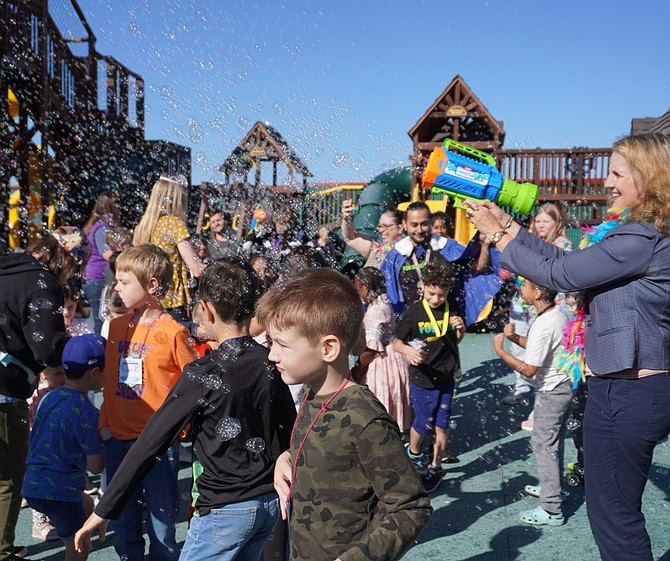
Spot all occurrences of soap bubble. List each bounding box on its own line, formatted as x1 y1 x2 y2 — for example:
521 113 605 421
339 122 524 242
566 418 581 431
35 298 54 310
215 417 242 441
245 437 266 454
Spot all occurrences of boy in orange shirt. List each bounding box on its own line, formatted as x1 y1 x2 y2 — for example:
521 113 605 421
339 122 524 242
99 244 197 561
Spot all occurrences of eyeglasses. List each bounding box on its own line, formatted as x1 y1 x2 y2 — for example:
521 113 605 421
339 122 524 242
376 223 398 231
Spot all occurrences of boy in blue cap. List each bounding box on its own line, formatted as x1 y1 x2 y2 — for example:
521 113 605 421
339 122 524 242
22 334 106 561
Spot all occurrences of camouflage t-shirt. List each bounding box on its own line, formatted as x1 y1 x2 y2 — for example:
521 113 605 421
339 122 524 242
289 384 432 561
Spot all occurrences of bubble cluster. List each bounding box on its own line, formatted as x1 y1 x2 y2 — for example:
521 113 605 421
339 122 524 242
215 417 242 441
201 373 223 391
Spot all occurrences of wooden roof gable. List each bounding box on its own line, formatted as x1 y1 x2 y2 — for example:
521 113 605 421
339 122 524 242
219 121 312 177
408 75 505 150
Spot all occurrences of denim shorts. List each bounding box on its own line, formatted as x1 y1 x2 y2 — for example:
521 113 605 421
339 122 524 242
25 497 85 541
411 381 455 435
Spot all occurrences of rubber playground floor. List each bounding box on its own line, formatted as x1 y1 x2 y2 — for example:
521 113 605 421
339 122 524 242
14 332 670 561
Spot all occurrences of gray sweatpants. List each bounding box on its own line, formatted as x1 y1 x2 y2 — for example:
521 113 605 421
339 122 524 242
531 379 574 514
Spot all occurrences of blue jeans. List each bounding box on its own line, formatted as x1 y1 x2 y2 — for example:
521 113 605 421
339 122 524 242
585 374 670 561
83 279 106 334
179 493 279 561
104 438 180 561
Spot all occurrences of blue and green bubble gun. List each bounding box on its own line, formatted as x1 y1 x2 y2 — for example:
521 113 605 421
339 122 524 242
421 139 538 215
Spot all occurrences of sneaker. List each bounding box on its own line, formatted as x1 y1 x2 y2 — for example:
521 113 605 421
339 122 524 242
441 448 459 464
84 474 99 495
524 484 568 499
420 465 446 495
518 505 565 526
524 484 541 498
520 419 534 432
501 391 530 405
32 520 59 541
20 498 28 508
405 443 428 472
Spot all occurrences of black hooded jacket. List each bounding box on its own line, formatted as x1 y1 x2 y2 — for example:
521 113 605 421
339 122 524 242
0 252 69 399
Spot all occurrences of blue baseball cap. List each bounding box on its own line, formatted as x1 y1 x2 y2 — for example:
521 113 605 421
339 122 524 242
62 334 106 375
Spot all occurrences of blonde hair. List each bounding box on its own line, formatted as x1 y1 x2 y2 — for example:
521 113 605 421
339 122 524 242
255 268 363 352
133 176 188 245
529 203 567 243
115 244 173 297
614 133 670 234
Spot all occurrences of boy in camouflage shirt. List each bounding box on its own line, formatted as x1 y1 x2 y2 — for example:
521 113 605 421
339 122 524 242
256 268 432 561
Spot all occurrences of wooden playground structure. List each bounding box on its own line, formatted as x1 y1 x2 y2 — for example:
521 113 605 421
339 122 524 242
1 0 189 247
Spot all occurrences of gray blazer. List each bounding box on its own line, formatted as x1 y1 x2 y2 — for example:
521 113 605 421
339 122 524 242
501 223 670 375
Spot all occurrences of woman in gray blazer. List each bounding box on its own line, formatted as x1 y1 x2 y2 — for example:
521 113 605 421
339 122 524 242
465 132 670 561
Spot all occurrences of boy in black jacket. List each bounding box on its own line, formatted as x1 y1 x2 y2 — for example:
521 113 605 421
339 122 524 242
75 260 296 561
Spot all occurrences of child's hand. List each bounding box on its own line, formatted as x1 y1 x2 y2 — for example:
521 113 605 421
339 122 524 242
503 322 516 340
493 333 505 355
74 512 107 553
99 427 112 441
405 347 426 366
274 450 293 520
450 315 465 331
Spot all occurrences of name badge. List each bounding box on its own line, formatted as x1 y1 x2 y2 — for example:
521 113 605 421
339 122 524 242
119 357 143 387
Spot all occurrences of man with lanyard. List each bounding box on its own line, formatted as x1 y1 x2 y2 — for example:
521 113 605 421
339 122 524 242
381 201 501 325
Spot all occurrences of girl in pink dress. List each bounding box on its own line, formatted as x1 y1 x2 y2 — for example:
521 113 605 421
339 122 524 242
353 267 410 432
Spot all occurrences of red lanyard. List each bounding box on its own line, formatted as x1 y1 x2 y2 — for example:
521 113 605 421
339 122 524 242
287 378 350 502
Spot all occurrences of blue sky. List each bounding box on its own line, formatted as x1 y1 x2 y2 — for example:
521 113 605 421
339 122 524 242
69 0 670 185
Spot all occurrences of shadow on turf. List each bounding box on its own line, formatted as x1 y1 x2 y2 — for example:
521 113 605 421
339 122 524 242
23 474 192 560
409 357 585 554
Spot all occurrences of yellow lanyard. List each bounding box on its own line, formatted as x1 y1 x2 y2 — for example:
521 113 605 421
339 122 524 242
422 299 449 342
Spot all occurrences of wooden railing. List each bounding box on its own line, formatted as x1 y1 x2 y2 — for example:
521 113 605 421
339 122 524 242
3 2 140 136
303 147 612 229
305 183 364 230
498 147 612 225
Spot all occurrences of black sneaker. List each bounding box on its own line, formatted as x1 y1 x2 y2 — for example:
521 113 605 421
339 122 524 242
421 465 445 495
442 448 459 464
405 443 428 473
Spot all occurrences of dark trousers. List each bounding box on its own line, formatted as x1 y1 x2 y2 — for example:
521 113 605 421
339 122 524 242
584 374 670 561
0 402 30 561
